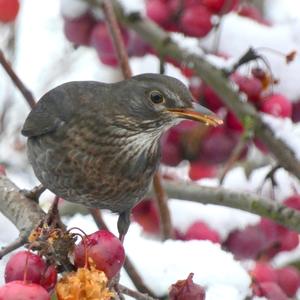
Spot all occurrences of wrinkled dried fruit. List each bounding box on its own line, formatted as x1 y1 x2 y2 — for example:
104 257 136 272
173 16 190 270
56 266 113 300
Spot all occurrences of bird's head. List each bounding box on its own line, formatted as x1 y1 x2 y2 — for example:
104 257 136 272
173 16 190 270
112 73 223 132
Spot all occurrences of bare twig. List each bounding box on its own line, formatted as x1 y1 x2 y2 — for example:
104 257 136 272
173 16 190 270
0 236 26 259
102 0 132 79
220 135 250 184
118 284 159 300
89 208 109 230
123 258 156 297
153 173 173 240
0 49 35 109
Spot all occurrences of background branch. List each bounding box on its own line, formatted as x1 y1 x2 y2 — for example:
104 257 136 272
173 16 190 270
101 3 300 181
161 180 300 232
0 49 35 109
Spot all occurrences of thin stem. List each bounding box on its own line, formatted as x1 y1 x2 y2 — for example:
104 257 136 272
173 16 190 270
220 134 249 184
118 284 159 300
102 0 132 79
0 49 36 108
89 208 109 230
153 173 173 240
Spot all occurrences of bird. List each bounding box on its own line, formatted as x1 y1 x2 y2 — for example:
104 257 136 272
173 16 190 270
22 73 222 240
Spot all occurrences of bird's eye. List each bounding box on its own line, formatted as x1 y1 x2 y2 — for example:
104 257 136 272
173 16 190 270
149 91 164 104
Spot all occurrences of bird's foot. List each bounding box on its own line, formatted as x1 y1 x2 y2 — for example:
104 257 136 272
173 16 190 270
20 184 46 203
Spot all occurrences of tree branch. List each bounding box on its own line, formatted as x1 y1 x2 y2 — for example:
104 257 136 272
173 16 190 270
161 180 300 232
102 3 300 181
0 174 45 238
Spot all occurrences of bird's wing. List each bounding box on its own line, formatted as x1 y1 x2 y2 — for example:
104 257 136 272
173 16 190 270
21 81 103 138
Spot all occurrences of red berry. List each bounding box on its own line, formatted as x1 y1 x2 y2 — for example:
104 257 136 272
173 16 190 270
161 137 182 166
0 0 19 23
5 251 57 292
225 111 243 132
251 262 278 284
198 127 243 165
279 229 299 252
203 85 224 112
64 14 96 46
238 5 271 26
74 230 125 279
284 194 300 211
132 198 160 234
224 225 267 260
233 74 263 102
127 32 150 57
259 219 299 257
0 165 5 175
188 162 217 180
169 273 205 300
277 267 300 297
180 6 213 38
260 94 292 118
253 282 288 300
40 265 57 292
203 0 239 14
146 0 171 25
98 53 119 67
0 281 50 300
184 221 220 243
90 22 129 66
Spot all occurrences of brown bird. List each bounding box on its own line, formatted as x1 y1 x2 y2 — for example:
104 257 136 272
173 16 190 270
22 73 222 239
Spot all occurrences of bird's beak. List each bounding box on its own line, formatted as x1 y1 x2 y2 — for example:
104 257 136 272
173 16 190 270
167 102 223 127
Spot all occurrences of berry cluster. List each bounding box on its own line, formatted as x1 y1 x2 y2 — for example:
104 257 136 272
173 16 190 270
62 6 149 67
0 230 125 299
146 0 239 38
252 263 300 299
0 0 19 23
132 195 300 298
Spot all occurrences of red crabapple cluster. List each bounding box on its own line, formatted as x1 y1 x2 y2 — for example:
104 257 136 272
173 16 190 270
132 195 300 299
0 230 125 299
62 3 150 67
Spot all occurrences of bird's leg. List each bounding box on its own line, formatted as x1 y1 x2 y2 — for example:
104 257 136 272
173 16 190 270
117 211 131 242
20 184 46 203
